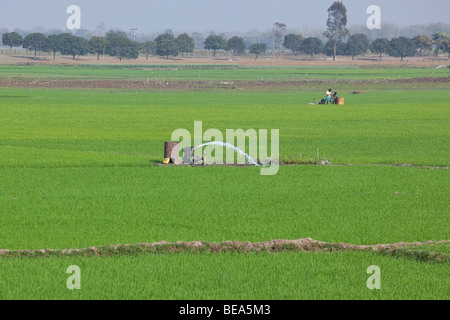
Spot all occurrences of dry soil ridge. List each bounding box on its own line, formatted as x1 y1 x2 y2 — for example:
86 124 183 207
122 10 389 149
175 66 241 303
1 238 449 257
0 76 449 90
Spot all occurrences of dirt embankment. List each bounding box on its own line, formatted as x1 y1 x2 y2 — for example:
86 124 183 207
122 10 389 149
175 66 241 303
1 238 449 263
1 76 449 90
1 53 449 67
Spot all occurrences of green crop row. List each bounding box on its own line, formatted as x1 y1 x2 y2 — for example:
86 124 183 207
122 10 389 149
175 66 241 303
0 251 448 299
0 65 448 81
0 165 448 249
0 88 449 166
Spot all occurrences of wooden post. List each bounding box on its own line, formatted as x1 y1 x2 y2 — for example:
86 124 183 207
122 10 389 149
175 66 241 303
164 141 179 164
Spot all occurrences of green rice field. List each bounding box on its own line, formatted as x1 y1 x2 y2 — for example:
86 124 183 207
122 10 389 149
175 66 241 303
0 64 449 81
0 65 449 300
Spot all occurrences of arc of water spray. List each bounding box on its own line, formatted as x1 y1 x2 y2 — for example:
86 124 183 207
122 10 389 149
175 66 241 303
192 141 261 166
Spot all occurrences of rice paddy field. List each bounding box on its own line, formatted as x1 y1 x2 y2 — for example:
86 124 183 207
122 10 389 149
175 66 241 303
0 63 449 81
0 64 449 300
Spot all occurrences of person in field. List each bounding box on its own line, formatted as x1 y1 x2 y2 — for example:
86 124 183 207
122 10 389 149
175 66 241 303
326 88 332 104
332 91 338 104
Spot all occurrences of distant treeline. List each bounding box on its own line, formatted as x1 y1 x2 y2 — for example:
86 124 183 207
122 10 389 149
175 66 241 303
1 22 449 47
1 28 449 61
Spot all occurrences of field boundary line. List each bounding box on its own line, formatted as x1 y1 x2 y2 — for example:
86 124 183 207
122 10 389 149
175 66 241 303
1 238 449 263
1 76 449 90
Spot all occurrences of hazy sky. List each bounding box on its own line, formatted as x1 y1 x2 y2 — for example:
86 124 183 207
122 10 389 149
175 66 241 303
1 0 449 33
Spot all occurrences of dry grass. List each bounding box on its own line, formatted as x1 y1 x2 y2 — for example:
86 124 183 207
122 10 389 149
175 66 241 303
1 238 449 258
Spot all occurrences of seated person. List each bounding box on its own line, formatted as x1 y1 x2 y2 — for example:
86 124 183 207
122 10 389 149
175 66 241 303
332 92 338 104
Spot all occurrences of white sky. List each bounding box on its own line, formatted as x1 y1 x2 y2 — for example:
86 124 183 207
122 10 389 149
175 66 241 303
1 0 449 32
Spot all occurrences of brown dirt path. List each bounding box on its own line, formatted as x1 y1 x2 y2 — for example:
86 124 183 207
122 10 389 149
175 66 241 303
1 53 449 67
0 76 449 90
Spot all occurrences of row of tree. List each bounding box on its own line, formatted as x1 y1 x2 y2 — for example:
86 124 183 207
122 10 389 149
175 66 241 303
321 2 450 61
0 30 270 60
283 32 450 61
2 29 450 61
2 30 142 61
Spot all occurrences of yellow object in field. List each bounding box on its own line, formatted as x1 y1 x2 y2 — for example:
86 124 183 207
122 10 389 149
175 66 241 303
163 158 170 164
337 97 344 105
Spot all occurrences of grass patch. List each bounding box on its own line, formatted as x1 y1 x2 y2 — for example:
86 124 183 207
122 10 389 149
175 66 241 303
0 88 449 166
0 65 448 81
0 165 448 249
0 251 448 299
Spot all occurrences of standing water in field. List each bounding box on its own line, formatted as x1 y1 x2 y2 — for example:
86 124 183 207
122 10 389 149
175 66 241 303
192 141 260 166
